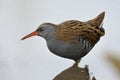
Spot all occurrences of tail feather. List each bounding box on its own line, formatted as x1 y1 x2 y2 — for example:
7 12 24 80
86 12 105 28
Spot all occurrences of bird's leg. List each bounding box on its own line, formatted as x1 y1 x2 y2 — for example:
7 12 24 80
73 59 81 67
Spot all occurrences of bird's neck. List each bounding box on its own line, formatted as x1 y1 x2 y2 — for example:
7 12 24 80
44 30 57 42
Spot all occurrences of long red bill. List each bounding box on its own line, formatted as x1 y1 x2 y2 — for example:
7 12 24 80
21 31 39 40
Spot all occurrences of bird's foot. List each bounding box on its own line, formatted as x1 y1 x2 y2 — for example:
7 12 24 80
72 59 80 67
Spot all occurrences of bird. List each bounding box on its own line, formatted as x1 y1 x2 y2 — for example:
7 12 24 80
21 12 105 66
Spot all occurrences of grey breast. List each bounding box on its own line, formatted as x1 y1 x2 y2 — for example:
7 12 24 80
47 36 94 60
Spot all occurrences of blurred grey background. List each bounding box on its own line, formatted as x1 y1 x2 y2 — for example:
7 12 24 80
0 0 120 80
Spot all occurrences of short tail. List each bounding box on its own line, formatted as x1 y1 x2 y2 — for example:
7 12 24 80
86 11 105 28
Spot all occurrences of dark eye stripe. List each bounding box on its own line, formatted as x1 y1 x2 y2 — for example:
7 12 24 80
37 27 44 31
40 27 44 31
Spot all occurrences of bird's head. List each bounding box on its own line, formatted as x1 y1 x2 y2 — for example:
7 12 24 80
21 23 56 40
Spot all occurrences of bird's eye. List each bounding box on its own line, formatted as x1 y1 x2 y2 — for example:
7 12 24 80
37 27 44 31
40 27 44 31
